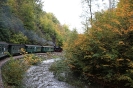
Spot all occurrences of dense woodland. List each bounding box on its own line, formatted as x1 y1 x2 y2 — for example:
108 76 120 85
0 0 70 46
64 0 133 87
1 0 133 87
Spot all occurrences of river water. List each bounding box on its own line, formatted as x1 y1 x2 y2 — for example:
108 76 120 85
22 58 76 88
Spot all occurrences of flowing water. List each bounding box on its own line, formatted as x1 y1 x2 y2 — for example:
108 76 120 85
23 58 76 88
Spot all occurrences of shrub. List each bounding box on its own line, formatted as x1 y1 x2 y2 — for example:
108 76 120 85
49 58 70 81
23 54 41 65
49 58 90 88
2 58 27 87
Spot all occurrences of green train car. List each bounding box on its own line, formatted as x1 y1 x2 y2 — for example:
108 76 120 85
41 46 54 52
8 44 24 55
35 45 42 53
0 42 8 58
25 45 42 53
0 41 62 58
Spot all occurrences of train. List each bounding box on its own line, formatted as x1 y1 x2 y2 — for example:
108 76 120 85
0 41 62 58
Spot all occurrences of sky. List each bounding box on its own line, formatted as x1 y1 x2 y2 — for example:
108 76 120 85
42 0 110 33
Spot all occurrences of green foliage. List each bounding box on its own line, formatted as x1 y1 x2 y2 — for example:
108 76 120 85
0 2 11 42
64 0 133 87
10 32 28 44
2 58 27 87
49 59 69 81
50 58 91 88
0 27 11 42
24 54 41 65
0 0 70 46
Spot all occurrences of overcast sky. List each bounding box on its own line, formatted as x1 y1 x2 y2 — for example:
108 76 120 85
42 0 109 33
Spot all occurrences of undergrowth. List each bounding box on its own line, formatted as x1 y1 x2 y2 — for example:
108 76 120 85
23 54 41 65
1 50 62 88
49 57 90 88
2 57 27 88
1 50 42 88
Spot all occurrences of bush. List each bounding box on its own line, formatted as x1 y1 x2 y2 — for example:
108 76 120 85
49 58 70 81
1 52 42 87
23 54 41 65
2 58 27 87
49 58 90 88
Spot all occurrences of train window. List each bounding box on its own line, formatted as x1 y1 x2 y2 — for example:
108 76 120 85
0 46 1 52
2 47 3 51
5 46 6 50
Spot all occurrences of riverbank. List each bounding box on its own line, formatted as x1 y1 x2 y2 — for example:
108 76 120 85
22 58 75 88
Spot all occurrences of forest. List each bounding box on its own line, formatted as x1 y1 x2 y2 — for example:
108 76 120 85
1 0 133 87
0 0 70 46
64 0 133 87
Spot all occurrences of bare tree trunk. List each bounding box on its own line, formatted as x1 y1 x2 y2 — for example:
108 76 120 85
86 0 92 25
109 0 112 9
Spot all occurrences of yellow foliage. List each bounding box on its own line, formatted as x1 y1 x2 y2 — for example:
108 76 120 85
24 54 41 65
68 64 75 69
129 62 133 68
111 19 120 25
118 41 125 45
20 48 41 65
20 48 27 54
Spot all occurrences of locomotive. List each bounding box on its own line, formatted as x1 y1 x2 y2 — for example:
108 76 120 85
0 41 62 58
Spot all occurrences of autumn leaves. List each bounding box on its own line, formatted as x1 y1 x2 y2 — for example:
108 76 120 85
64 0 133 87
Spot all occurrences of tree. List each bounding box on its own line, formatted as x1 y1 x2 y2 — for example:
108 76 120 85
10 32 28 44
65 0 133 87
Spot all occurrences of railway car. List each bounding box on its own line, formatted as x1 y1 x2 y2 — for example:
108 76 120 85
41 46 54 52
0 41 62 59
8 44 24 55
0 42 8 58
34 45 42 53
25 45 35 53
25 45 42 53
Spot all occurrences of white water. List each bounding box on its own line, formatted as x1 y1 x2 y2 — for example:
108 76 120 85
23 58 75 88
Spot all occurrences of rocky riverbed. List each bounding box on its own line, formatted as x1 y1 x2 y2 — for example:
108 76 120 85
22 58 76 88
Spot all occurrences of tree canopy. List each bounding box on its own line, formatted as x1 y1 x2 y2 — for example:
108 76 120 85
64 0 133 87
0 0 70 46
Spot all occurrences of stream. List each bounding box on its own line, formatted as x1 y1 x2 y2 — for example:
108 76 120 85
22 58 76 88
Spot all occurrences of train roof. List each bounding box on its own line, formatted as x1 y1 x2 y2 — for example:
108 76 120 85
8 43 24 46
0 41 8 45
25 44 42 47
42 46 54 47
